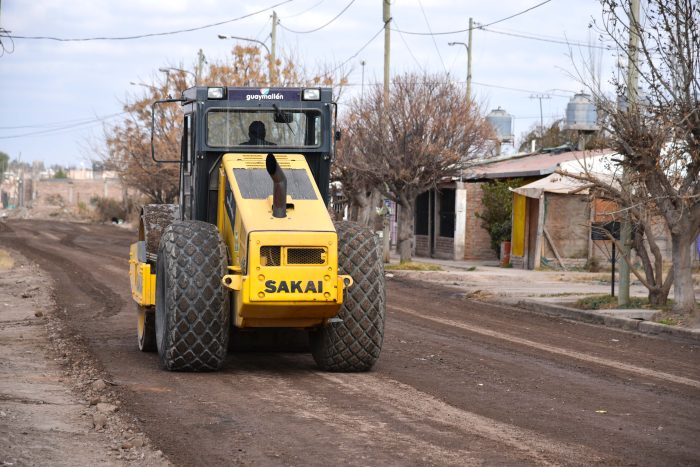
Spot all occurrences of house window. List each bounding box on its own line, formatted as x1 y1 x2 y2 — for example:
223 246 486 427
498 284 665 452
415 191 430 235
439 189 455 238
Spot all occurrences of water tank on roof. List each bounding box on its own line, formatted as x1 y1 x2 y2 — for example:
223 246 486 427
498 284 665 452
565 92 599 131
486 107 514 143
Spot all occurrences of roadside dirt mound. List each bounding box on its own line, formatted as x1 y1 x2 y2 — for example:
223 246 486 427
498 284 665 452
0 247 169 466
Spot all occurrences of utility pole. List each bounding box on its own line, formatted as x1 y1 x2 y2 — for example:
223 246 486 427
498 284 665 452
529 93 551 143
270 11 278 85
196 49 206 86
619 0 640 305
467 17 473 102
360 60 366 103
448 18 473 101
382 0 391 263
382 0 391 103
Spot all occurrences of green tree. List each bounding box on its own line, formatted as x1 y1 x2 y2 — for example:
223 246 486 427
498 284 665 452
475 179 524 256
53 168 68 179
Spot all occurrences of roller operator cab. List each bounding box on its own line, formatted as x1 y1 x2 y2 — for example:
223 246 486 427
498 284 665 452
128 86 385 372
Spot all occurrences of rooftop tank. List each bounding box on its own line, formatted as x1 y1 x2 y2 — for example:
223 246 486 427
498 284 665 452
486 107 514 143
565 92 599 131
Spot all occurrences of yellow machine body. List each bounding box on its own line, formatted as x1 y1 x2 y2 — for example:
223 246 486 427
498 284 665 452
217 153 350 328
128 152 350 329
129 243 155 306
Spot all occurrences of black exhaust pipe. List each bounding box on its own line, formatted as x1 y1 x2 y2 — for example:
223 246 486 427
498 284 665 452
266 153 287 218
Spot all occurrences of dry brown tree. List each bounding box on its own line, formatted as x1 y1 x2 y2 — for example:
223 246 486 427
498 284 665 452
569 0 699 313
338 73 492 263
104 46 347 205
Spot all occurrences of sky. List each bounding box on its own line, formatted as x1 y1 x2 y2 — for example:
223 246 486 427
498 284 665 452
0 0 618 167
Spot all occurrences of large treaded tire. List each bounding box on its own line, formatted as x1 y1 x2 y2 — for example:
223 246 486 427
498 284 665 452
155 220 230 371
310 221 385 372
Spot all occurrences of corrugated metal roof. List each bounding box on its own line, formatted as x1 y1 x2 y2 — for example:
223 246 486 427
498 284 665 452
464 149 615 180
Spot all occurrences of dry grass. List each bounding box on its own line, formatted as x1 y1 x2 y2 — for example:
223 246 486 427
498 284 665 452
0 249 15 270
385 261 442 271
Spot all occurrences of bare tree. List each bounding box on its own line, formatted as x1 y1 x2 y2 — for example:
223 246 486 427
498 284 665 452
339 73 492 262
560 160 674 306
573 0 699 312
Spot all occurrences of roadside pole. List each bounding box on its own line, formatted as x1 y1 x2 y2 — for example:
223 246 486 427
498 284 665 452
382 0 391 263
467 17 473 103
619 0 640 305
270 11 278 85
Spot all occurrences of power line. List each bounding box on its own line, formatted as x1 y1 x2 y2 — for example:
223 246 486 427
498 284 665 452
0 112 126 139
480 26 613 50
392 19 423 70
471 80 569 98
279 0 355 34
340 80 571 98
416 0 447 74
391 0 553 36
0 111 127 130
283 0 326 19
7 0 293 42
325 25 384 76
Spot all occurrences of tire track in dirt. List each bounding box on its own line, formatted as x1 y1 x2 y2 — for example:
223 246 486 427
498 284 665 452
0 223 124 319
218 367 602 466
390 304 700 390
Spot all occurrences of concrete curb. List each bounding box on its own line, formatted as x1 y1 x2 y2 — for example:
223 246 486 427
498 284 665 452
511 300 700 343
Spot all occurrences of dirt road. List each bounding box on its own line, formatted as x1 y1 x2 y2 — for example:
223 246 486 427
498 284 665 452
1 219 699 466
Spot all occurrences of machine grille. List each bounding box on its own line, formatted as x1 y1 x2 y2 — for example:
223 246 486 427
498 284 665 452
260 246 281 266
287 247 326 265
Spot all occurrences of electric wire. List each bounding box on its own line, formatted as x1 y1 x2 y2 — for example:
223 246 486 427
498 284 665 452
0 111 127 130
282 0 326 19
416 0 447 74
480 26 613 50
391 0 553 36
392 18 423 70
7 0 293 42
279 0 355 34
325 25 384 76
339 80 571 98
0 112 127 139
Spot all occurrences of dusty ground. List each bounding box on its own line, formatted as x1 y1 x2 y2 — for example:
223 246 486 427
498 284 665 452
1 219 699 466
0 247 168 466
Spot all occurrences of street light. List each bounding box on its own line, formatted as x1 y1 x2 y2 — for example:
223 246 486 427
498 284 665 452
217 34 273 84
130 82 170 99
448 41 471 101
159 67 198 86
129 81 159 92
360 60 366 103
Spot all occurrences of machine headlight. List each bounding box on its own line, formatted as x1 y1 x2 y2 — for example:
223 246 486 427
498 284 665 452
302 88 321 101
207 87 225 99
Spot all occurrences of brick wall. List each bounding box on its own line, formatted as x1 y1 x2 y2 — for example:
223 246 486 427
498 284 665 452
542 194 589 260
33 178 124 208
434 236 454 259
415 235 430 257
464 182 497 260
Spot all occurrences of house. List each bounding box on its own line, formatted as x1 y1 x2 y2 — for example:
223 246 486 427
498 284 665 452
507 151 681 270
463 149 616 260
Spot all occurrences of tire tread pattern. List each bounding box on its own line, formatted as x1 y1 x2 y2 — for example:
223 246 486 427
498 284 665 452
157 221 229 371
311 221 385 371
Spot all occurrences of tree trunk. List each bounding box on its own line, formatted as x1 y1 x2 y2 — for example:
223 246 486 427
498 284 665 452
671 231 696 313
648 288 667 307
397 195 415 263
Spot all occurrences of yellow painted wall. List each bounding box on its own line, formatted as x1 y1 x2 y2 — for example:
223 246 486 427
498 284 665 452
511 193 526 257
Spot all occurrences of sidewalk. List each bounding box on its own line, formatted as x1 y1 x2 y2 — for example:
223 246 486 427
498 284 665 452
387 254 700 343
